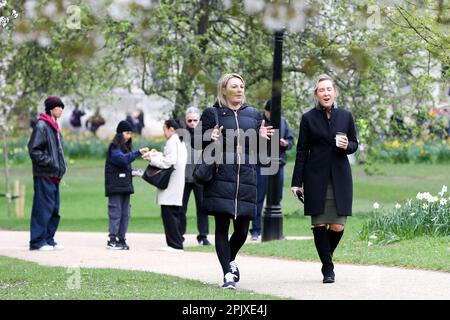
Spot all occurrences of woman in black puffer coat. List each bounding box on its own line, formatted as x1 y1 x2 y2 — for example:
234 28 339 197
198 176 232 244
200 73 273 289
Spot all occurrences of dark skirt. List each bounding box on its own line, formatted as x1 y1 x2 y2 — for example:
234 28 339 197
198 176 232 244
311 181 347 225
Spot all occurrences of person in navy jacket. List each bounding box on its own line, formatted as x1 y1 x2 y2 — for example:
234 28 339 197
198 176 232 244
104 120 148 250
291 74 358 284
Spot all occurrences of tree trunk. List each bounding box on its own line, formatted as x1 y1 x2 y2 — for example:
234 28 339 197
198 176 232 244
172 0 211 119
1 130 11 216
173 78 192 119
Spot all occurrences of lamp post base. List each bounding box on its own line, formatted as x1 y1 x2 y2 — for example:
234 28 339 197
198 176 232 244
262 205 283 242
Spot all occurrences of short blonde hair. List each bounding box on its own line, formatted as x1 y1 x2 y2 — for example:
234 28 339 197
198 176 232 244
313 74 339 100
217 73 246 107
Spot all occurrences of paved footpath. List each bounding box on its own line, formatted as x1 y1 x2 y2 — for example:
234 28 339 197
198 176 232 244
0 231 449 300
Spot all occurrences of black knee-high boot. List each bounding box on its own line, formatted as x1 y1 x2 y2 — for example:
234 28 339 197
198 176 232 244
312 226 335 283
328 229 344 257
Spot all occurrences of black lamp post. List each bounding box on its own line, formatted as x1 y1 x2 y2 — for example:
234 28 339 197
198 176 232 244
262 29 284 242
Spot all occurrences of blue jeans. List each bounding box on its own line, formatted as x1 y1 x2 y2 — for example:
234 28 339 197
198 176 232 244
29 177 60 249
250 166 285 236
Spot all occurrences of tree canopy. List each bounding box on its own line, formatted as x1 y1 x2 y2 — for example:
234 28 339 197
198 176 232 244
0 0 448 139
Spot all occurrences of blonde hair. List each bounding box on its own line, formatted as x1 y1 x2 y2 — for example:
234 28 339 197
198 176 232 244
313 74 339 100
217 73 246 107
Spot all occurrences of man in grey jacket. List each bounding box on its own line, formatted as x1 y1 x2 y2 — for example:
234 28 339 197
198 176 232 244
181 107 210 245
28 96 66 251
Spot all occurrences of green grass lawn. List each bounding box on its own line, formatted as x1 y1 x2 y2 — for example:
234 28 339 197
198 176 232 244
1 159 449 272
189 216 450 272
0 256 280 300
2 160 449 232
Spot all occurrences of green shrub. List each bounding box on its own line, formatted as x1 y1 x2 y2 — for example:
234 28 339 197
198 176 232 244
371 138 450 164
0 131 165 164
360 186 450 245
0 136 30 165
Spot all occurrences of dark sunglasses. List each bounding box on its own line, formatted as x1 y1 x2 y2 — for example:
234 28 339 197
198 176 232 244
187 119 199 123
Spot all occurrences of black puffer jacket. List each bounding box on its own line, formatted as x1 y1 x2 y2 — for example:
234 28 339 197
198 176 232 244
104 146 137 197
28 119 66 179
200 102 262 219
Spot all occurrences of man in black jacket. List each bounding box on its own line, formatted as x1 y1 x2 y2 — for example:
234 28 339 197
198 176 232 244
250 100 294 240
28 96 67 251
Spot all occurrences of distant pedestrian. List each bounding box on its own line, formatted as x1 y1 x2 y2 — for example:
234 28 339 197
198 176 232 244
69 104 85 135
142 119 187 251
28 96 66 251
126 112 139 133
86 108 105 136
291 74 358 283
136 109 145 135
105 120 149 250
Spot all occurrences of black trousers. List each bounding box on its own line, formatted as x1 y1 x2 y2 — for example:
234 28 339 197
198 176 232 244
181 182 209 239
107 193 130 241
161 205 184 249
215 214 250 275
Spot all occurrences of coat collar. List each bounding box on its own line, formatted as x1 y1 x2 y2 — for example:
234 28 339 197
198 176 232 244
315 102 338 111
213 100 249 112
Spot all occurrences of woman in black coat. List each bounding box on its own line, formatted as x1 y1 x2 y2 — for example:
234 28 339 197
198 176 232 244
200 73 273 289
291 74 358 284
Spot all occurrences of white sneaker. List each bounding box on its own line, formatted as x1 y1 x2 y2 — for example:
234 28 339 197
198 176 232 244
38 245 54 251
53 243 64 251
222 272 236 289
230 261 240 282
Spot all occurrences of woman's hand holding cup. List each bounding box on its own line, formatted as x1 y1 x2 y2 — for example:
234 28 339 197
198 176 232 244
335 132 348 150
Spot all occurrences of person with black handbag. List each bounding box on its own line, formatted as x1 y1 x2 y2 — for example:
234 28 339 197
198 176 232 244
200 73 273 289
105 120 149 250
142 119 187 251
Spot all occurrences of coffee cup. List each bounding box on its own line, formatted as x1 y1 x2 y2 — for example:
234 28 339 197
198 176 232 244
335 132 347 147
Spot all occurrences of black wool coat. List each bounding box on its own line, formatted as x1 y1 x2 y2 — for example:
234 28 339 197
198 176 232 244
291 105 358 216
200 102 262 219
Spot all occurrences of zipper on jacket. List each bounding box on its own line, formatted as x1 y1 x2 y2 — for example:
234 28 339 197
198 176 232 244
233 110 241 220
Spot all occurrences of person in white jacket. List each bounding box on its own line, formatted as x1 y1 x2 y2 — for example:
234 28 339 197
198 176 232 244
143 119 187 251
